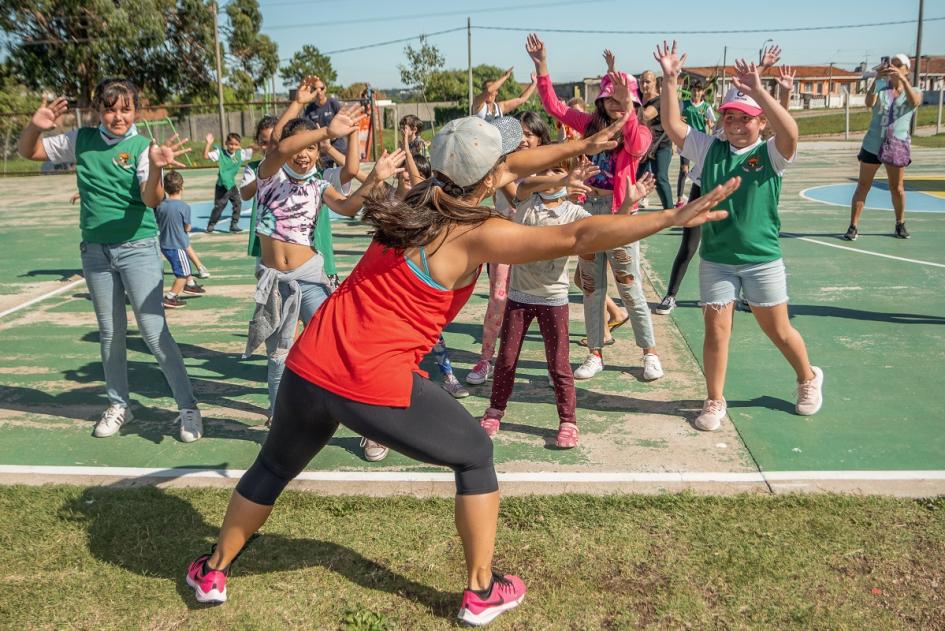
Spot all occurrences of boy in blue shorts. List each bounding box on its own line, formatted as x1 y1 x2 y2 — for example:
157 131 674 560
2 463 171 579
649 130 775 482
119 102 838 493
155 171 205 308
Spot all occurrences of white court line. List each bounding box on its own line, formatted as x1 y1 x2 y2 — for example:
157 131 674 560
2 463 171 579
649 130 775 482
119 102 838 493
0 278 85 319
798 185 945 214
1 465 943 484
782 232 945 269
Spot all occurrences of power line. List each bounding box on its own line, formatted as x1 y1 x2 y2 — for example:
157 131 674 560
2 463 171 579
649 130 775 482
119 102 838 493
321 28 466 56
472 16 945 35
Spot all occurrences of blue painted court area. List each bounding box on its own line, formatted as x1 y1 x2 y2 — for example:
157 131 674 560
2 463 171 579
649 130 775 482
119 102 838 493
801 181 945 214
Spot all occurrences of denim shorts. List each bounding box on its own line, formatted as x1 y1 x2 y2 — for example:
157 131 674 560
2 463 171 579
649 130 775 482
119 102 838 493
699 258 789 308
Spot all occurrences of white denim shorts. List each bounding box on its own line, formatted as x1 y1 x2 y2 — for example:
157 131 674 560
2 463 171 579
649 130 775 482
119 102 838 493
699 258 789 308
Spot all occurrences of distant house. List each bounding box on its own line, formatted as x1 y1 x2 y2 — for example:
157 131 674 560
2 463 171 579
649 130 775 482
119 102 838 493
909 55 945 104
682 65 863 109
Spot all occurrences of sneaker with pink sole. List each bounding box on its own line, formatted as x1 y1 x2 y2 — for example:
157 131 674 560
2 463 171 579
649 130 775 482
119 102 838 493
555 422 579 448
457 571 527 626
186 553 229 604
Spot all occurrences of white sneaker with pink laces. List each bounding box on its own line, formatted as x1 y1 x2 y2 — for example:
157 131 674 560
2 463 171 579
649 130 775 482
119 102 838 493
695 398 727 432
796 366 824 416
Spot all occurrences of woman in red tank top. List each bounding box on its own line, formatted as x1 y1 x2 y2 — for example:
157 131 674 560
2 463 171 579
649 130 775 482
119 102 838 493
187 113 740 625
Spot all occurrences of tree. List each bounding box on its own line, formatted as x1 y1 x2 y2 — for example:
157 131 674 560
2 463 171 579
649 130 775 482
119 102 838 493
399 36 445 101
225 0 279 100
0 0 217 107
279 45 337 88
425 65 524 105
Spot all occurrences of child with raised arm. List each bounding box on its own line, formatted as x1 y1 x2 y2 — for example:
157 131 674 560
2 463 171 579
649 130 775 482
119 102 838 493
241 89 405 426
472 67 538 120
240 115 280 258
155 171 206 308
17 79 203 442
527 32 664 383
655 41 823 431
204 131 253 233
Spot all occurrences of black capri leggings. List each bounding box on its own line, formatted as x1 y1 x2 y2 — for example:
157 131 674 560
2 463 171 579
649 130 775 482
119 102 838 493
665 183 702 298
236 368 498 505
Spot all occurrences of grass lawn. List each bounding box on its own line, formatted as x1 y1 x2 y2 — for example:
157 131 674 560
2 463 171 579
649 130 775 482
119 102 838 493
913 133 945 148
1 487 943 629
796 105 938 136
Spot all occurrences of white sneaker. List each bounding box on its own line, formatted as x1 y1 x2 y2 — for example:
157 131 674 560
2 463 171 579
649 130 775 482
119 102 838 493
93 404 132 438
361 438 389 462
639 196 650 209
796 366 824 416
642 353 664 381
197 266 210 279
442 374 470 399
694 398 726 432
573 354 603 380
179 408 203 443
466 359 492 385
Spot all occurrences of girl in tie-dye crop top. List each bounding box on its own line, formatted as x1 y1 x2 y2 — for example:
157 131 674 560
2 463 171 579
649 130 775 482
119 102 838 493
255 167 330 246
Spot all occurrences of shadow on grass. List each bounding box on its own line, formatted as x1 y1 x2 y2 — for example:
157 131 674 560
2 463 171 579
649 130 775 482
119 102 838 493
17 268 82 280
59 479 458 618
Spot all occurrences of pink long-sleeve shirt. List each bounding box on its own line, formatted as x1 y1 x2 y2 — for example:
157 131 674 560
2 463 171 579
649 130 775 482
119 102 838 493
537 74 651 213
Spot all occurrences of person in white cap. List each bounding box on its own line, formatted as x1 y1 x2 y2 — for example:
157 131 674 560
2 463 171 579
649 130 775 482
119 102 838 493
656 40 824 433
844 52 922 241
184 110 741 625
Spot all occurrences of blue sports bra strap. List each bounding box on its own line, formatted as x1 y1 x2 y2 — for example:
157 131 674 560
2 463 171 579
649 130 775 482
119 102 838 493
419 246 431 276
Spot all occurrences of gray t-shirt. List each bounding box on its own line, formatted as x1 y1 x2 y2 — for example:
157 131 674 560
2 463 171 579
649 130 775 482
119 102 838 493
154 198 192 250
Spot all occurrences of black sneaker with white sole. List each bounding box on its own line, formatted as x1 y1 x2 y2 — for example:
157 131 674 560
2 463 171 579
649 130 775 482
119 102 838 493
653 295 676 315
842 225 858 241
895 222 910 239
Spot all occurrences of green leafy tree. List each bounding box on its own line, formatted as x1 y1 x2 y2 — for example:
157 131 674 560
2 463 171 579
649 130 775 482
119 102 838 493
425 65 524 105
0 0 216 106
399 36 445 101
279 45 337 88
225 0 278 100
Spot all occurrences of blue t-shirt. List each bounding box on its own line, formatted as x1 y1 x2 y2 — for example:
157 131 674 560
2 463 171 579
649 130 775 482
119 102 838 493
154 198 192 250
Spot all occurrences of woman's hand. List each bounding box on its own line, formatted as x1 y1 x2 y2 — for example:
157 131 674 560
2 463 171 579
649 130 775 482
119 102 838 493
653 40 688 79
526 33 548 67
296 76 320 104
609 72 633 110
327 104 366 139
149 133 191 169
583 113 627 155
670 177 740 227
371 149 406 181
31 97 69 131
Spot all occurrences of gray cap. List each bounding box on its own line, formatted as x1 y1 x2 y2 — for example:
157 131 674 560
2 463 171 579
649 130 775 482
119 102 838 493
430 116 523 187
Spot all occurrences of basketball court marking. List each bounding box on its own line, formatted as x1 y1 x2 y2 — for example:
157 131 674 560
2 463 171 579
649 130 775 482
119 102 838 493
781 232 945 269
799 184 945 214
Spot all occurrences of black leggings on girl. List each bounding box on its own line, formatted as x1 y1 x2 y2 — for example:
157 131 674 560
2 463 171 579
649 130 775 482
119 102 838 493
665 183 702 298
236 368 498 504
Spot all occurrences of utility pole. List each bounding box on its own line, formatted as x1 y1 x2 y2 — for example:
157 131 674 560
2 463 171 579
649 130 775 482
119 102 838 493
467 18 473 115
720 45 727 102
211 1 227 140
827 62 835 109
912 0 924 133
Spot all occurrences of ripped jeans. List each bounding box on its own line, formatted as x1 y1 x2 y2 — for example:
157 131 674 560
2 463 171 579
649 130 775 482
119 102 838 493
577 196 656 352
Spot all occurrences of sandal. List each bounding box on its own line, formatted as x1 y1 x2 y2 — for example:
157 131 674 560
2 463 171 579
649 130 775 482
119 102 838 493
578 336 616 348
607 314 630 332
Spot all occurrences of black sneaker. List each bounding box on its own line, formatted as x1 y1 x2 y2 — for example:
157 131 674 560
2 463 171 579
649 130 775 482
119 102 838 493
653 295 676 315
183 282 206 295
205 224 216 234
164 295 186 309
842 225 858 241
229 224 243 233
735 299 752 313
895 222 910 239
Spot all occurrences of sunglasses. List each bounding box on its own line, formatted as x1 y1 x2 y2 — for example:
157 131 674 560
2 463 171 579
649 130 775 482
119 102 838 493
313 86 326 91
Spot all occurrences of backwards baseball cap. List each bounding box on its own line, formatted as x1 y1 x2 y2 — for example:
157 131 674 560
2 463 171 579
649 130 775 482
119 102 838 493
892 53 911 70
719 87 763 117
597 71 641 105
430 115 523 187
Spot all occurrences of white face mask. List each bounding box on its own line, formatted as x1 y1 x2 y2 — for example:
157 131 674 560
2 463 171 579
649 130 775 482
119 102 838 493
98 123 138 140
538 187 568 201
282 163 319 182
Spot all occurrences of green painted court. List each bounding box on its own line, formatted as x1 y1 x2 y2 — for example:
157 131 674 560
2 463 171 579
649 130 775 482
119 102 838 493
1 140 943 495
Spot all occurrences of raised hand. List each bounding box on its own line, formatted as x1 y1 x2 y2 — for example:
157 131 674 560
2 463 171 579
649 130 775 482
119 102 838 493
584 113 627 154
205 132 214 144
603 49 616 73
626 172 656 207
608 72 632 110
565 161 601 194
503 67 514 78
776 65 796 92
525 33 547 66
327 104 366 139
296 75 320 104
760 44 782 69
31 97 69 131
149 133 192 169
732 59 763 94
371 149 406 181
671 177 740 227
529 72 538 85
652 40 688 78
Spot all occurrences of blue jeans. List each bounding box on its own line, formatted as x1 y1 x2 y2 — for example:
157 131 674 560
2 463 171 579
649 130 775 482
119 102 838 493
578 197 657 351
266 279 330 414
637 143 674 209
79 237 197 409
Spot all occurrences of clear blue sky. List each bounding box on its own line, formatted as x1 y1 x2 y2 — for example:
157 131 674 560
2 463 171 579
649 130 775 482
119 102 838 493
254 0 943 91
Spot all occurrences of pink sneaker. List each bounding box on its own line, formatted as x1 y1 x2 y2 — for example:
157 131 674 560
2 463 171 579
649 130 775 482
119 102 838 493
186 554 228 604
555 422 579 448
457 572 527 626
480 412 501 438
